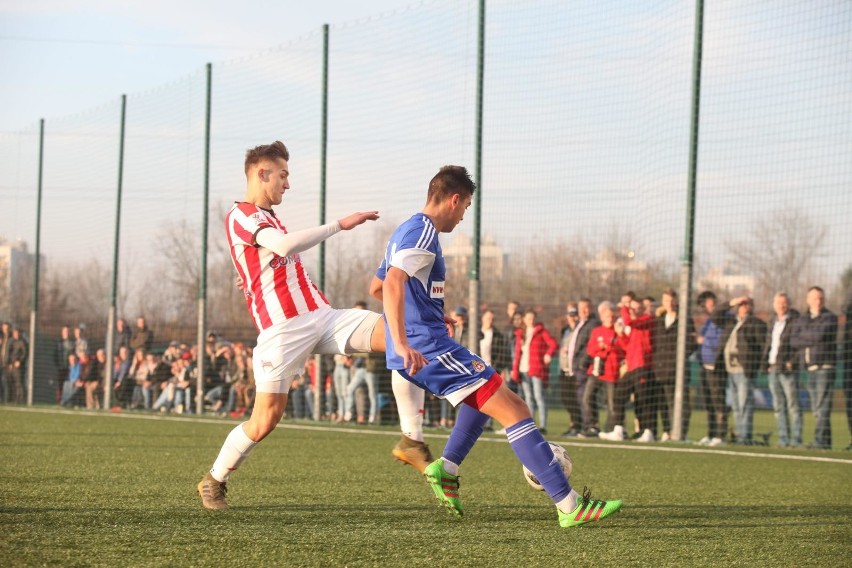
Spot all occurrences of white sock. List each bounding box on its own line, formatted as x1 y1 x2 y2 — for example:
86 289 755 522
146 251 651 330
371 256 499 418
556 489 581 514
392 370 425 442
441 458 460 476
210 423 257 482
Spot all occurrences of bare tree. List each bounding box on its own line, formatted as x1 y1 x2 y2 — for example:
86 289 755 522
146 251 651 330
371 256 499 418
724 207 826 305
42 258 109 328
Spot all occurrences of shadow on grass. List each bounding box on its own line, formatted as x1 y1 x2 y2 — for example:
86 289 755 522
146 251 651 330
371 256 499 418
617 503 852 528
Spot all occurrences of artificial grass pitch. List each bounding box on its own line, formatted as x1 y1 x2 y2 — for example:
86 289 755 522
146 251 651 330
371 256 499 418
1 407 850 567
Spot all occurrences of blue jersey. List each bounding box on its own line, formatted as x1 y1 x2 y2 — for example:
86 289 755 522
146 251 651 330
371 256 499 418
376 213 451 369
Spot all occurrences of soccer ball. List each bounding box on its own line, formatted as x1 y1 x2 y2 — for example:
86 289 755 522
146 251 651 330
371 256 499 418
522 442 573 491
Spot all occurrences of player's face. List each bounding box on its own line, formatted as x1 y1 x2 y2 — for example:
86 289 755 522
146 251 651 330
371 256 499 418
261 158 290 205
448 194 472 230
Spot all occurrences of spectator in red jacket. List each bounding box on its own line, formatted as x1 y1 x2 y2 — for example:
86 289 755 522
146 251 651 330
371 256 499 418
601 292 657 442
512 310 558 433
581 302 626 438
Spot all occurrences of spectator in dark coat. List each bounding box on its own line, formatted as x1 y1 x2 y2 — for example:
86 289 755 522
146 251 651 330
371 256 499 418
129 317 154 354
8 328 28 404
790 286 838 449
762 292 802 447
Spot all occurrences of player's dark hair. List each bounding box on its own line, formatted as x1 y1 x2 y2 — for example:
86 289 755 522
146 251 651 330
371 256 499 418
661 288 677 299
427 165 476 203
807 285 824 294
245 141 290 176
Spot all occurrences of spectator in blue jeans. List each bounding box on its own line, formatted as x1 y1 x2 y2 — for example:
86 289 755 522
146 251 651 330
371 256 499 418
717 296 766 445
791 286 838 450
762 292 802 447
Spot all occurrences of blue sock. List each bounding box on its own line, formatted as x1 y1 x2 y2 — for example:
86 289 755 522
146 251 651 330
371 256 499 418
442 403 490 466
506 418 571 502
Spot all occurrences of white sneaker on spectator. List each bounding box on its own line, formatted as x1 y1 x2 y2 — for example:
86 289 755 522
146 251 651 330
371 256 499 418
636 429 654 443
697 435 711 446
708 437 725 447
660 432 671 442
599 425 625 441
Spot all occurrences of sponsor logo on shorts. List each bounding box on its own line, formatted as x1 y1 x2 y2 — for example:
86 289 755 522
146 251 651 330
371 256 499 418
261 360 273 371
431 280 445 298
472 360 485 373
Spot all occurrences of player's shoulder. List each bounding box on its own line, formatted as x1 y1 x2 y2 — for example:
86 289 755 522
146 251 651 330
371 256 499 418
394 213 438 250
230 202 276 225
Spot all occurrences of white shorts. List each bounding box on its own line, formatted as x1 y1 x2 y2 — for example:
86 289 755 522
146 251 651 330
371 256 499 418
253 307 381 394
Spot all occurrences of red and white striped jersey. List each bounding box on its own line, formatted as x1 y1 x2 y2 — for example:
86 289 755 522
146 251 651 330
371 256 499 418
225 202 329 331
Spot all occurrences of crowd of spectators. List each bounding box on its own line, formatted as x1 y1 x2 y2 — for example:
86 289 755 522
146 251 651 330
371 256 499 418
2 284 851 451
499 286 850 450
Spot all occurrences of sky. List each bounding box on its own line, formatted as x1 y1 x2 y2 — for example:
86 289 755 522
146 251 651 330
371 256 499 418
0 0 410 133
1 0 850 313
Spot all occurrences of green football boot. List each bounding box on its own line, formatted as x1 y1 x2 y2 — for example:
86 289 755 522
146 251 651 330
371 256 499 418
558 487 622 527
423 459 463 517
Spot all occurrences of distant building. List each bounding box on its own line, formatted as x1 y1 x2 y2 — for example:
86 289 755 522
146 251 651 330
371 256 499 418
584 248 647 285
443 233 507 280
0 239 42 322
701 266 755 297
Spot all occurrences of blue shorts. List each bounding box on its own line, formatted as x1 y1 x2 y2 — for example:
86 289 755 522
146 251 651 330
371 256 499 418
395 343 497 406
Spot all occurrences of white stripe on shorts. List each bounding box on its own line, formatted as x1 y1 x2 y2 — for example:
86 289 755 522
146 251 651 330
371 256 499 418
437 352 471 376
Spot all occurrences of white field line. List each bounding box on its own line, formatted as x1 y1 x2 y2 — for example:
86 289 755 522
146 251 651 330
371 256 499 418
3 406 852 466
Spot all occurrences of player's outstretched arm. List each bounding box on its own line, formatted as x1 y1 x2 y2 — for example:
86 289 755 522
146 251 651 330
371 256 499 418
338 211 379 230
253 210 377 258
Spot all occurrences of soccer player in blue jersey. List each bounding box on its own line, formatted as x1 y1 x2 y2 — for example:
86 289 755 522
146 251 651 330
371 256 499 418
369 165 622 527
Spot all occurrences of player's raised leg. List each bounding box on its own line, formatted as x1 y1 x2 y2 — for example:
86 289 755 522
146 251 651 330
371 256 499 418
198 390 289 510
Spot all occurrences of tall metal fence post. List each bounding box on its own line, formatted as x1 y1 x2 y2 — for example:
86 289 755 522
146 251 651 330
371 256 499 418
314 24 330 420
104 94 127 410
673 0 704 441
468 0 486 352
196 63 212 415
26 118 45 407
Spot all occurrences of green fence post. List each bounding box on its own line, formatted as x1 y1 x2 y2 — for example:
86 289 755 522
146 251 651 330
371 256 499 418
104 94 127 410
196 63 212 415
468 0 486 351
674 0 704 442
26 119 45 407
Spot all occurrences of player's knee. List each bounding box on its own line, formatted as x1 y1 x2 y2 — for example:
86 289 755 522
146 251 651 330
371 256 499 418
245 402 286 441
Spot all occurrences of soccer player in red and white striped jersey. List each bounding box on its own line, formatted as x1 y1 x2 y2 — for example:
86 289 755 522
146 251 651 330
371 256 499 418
198 141 400 510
